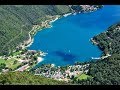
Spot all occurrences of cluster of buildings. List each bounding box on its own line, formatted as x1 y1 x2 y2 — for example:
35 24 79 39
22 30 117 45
34 64 89 81
40 15 60 28
0 49 46 73
80 5 100 12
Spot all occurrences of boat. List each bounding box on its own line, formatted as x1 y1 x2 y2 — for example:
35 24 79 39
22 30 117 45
69 50 71 53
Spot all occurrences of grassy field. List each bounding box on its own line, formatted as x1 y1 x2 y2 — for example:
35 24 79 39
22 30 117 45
75 74 92 80
12 51 22 56
0 59 6 64
0 58 21 70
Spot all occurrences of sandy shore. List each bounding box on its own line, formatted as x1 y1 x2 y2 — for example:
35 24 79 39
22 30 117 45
25 38 34 48
37 57 44 63
63 13 72 17
48 15 61 28
50 17 59 24
51 64 55 67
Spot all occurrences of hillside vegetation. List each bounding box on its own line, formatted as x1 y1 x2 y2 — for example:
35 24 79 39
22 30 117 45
0 71 69 85
0 5 72 56
93 23 120 55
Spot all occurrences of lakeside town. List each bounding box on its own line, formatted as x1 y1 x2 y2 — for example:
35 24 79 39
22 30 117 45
34 63 90 82
80 5 102 13
0 48 47 73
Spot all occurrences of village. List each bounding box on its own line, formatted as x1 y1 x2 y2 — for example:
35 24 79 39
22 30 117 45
34 63 89 82
80 5 103 13
0 48 47 73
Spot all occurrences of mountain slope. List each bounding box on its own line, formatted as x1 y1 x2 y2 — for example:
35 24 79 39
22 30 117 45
0 5 72 55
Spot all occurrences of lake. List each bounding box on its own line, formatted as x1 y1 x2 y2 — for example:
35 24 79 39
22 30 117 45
28 5 120 67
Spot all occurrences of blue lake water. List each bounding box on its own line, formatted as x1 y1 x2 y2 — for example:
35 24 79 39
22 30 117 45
28 5 120 67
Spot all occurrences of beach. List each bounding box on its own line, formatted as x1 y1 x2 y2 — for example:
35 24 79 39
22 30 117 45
63 13 72 17
25 38 34 48
37 57 44 64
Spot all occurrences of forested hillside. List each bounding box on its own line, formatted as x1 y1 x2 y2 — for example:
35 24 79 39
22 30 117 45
92 23 120 55
0 5 72 56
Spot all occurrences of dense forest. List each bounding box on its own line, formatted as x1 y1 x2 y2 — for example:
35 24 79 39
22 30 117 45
92 23 120 55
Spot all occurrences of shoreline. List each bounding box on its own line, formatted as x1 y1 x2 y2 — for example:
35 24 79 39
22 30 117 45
22 15 61 66
17 6 104 68
22 13 69 51
90 38 99 45
63 13 72 17
90 37 112 59
24 6 103 50
37 57 44 64
48 15 61 28
25 38 34 48
24 15 61 49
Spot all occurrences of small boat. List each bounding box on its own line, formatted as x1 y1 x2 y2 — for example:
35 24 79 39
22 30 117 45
69 50 71 53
